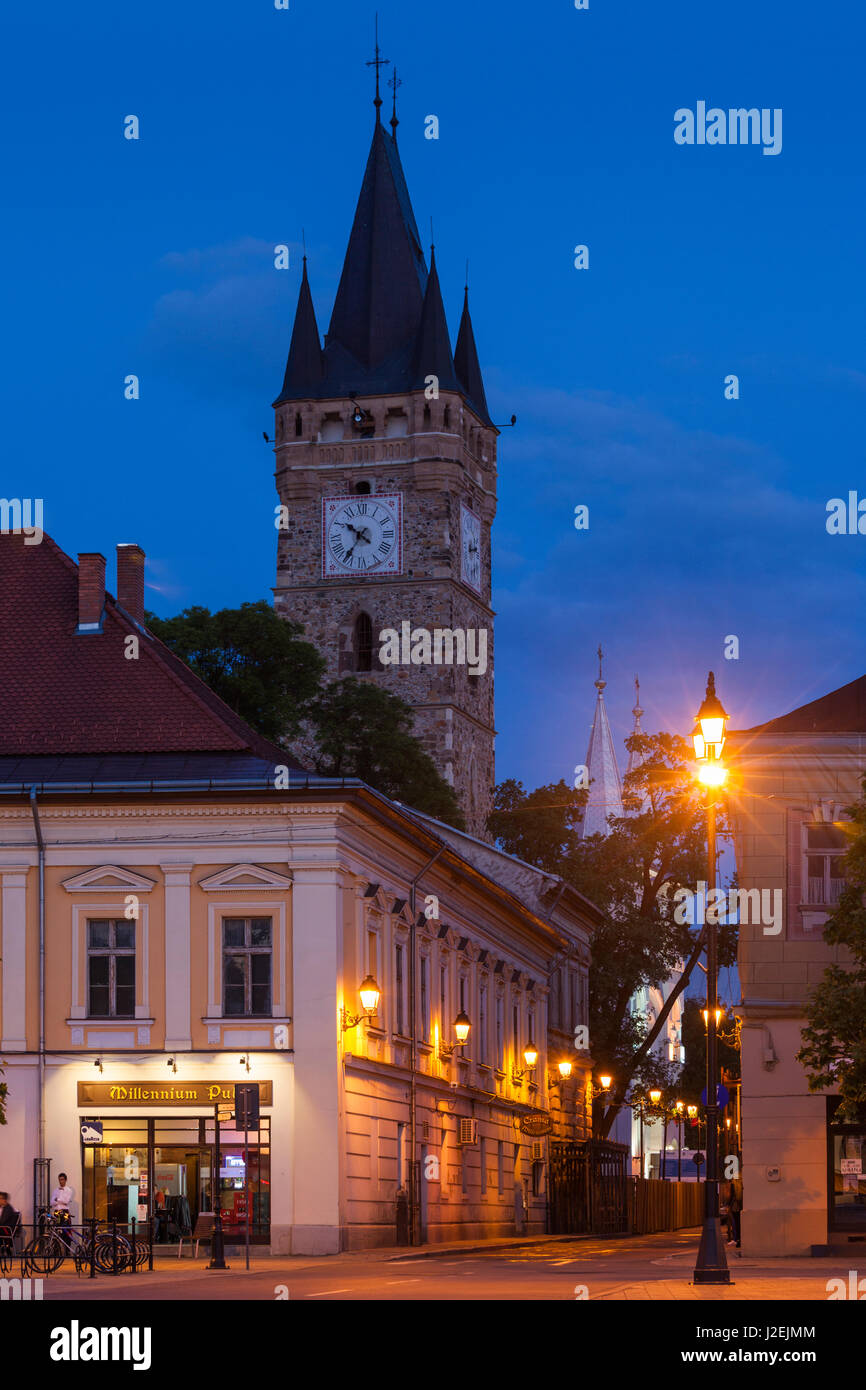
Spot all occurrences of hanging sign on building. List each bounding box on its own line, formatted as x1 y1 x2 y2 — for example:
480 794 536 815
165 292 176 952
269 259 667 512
519 1113 554 1138
77 1080 273 1107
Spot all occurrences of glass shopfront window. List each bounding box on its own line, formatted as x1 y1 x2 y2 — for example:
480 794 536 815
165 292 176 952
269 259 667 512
81 1116 271 1244
828 1099 866 1232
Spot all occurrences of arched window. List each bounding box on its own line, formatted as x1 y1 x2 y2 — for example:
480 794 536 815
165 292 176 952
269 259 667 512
355 480 371 495
443 405 451 429
423 403 431 428
294 412 303 437
355 612 374 672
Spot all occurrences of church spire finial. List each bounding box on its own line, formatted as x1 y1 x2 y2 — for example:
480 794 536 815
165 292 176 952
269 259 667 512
389 66 401 139
632 673 643 720
595 643 606 692
366 14 390 123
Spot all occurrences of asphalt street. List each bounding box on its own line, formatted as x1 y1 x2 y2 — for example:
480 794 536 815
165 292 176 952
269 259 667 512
32 1230 856 1301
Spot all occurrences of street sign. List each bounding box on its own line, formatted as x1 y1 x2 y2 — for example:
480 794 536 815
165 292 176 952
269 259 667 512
700 1084 730 1108
80 1119 103 1144
235 1082 260 1129
693 1151 705 1168
217 1104 234 1122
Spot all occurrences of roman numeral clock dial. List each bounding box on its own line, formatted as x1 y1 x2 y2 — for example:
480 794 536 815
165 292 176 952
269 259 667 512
460 504 482 593
322 494 403 577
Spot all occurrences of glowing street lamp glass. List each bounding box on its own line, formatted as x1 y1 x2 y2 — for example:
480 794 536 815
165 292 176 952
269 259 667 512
691 722 706 761
454 1011 471 1044
523 1042 538 1068
697 762 727 787
599 1074 612 1091
558 1060 573 1079
687 1104 698 1119
675 1100 684 1114
702 1007 723 1028
359 975 380 1013
649 1088 662 1106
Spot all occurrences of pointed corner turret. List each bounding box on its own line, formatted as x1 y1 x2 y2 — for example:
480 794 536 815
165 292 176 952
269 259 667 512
274 257 323 405
454 286 493 427
411 247 459 392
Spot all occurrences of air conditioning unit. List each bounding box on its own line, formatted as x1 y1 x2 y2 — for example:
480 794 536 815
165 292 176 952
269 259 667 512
457 1118 478 1146
531 1140 545 1162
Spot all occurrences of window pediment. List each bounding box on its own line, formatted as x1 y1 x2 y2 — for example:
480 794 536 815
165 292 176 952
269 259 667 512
62 866 156 894
197 863 293 892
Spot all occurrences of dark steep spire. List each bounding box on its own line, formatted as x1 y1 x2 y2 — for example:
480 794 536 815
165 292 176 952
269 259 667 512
454 287 492 426
274 258 323 403
411 247 460 392
325 121 427 372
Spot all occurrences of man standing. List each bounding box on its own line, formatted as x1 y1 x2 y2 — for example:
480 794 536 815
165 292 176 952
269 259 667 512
50 1172 74 1215
0 1192 21 1255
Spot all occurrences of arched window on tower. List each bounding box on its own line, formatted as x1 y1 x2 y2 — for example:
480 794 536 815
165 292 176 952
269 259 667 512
294 412 303 437
355 481 371 495
423 403 431 428
355 612 374 672
443 405 451 429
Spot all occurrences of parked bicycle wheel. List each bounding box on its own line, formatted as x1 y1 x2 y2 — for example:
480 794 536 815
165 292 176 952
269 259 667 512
24 1232 65 1275
94 1234 133 1273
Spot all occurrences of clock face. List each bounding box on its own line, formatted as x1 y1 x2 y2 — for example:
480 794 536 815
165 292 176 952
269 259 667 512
460 505 482 592
322 494 402 577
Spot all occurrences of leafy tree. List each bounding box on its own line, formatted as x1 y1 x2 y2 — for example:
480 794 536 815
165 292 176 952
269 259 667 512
310 678 465 828
148 603 465 828
798 777 866 1121
489 732 738 1138
147 602 324 743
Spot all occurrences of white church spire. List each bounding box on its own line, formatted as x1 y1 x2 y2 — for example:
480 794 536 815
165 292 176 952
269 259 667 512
578 645 624 838
626 674 645 777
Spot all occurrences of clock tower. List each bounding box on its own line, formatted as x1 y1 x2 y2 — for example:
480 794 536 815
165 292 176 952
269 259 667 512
272 86 497 838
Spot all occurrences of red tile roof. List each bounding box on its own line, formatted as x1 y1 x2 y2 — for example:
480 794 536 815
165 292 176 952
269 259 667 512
0 531 300 762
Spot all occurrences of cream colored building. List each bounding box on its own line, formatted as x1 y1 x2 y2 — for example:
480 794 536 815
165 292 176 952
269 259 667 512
728 674 866 1255
0 532 599 1254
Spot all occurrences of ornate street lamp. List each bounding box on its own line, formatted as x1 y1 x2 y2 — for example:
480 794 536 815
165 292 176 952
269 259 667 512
341 974 381 1031
692 671 731 1285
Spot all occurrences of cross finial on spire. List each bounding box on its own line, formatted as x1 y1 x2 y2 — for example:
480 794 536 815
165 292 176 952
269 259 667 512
595 643 606 692
632 673 644 720
366 14 390 121
389 66 401 138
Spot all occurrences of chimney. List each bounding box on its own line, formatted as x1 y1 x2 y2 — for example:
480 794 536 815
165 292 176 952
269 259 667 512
116 543 145 625
77 552 106 633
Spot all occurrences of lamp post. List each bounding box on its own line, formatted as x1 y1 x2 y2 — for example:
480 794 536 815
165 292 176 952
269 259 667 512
691 671 731 1285
675 1101 684 1180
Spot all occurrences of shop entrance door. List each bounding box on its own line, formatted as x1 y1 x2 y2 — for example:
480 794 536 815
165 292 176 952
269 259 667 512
151 1146 211 1246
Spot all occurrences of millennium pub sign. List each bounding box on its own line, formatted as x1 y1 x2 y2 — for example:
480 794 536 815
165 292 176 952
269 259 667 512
77 1081 274 1107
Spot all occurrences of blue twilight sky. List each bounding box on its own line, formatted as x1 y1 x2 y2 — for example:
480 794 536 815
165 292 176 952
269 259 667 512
3 0 864 792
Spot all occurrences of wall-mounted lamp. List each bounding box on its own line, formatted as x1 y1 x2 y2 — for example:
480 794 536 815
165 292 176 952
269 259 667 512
549 1058 573 1089
166 1056 177 1074
239 1053 251 1074
439 1011 472 1059
341 974 381 1032
94 1057 103 1073
512 1041 539 1082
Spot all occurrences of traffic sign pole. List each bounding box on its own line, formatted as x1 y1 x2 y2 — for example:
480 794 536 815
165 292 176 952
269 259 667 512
208 1104 228 1269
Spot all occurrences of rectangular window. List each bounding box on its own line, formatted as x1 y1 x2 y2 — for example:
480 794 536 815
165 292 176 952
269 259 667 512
479 983 488 1064
395 944 405 1034
440 962 447 1028
420 956 429 1037
512 1001 520 1055
462 1148 468 1195
804 825 848 906
497 1140 504 1192
397 1121 406 1190
87 919 135 1018
459 975 466 1012
527 1008 535 1055
480 1136 487 1194
367 929 378 977
222 917 272 1017
570 972 578 1031
495 996 504 1067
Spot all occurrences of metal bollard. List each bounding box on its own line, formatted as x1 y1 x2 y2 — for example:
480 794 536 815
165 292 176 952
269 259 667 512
131 1217 137 1275
89 1217 97 1280
112 1219 118 1276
